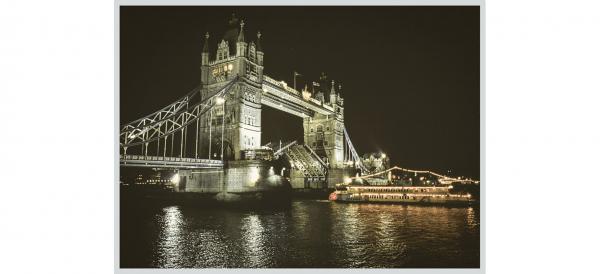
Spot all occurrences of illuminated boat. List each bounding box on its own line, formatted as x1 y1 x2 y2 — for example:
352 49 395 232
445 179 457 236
328 185 474 206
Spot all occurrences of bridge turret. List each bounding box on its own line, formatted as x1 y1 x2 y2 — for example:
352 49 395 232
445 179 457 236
329 80 337 105
236 20 247 57
198 15 264 160
201 32 210 66
256 31 264 66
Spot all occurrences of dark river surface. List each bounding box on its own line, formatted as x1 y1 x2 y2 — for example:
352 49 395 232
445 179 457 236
121 199 480 268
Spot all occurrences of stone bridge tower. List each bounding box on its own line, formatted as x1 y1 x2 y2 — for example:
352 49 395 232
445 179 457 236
303 78 345 168
199 16 264 160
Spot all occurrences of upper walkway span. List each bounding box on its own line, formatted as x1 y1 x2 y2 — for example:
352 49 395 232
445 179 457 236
120 155 223 169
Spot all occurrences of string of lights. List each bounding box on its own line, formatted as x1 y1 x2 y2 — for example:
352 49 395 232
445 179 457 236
351 166 479 184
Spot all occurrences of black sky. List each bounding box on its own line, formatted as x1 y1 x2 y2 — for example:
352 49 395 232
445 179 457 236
120 6 480 179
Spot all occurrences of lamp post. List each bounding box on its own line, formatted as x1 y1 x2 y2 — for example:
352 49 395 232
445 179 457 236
216 97 226 160
208 104 212 159
294 71 302 91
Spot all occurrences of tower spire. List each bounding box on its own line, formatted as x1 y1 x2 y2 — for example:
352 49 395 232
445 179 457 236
256 31 262 52
331 80 336 95
235 19 247 57
202 32 210 53
237 20 245 43
201 32 210 66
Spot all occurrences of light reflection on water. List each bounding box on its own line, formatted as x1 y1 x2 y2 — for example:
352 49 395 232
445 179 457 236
154 206 183 267
121 200 479 268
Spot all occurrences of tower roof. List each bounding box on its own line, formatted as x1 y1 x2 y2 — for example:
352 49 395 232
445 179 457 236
222 13 240 54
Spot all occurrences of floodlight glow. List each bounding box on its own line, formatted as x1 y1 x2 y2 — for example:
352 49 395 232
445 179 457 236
381 153 386 159
248 167 260 186
171 173 180 184
216 97 225 105
268 166 275 176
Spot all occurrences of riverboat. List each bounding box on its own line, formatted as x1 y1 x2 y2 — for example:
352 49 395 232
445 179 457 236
328 185 474 206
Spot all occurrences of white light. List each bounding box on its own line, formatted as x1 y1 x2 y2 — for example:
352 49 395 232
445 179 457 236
216 97 225 105
268 166 274 176
381 153 386 159
248 167 260 186
171 173 180 184
448 185 453 189
343 176 352 184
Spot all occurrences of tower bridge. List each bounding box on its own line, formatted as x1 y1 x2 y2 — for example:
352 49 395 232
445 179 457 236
120 16 366 198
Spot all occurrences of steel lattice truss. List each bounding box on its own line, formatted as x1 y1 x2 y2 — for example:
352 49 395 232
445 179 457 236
344 127 367 173
119 78 239 149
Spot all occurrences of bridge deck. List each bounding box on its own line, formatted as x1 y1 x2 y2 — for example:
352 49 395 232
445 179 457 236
262 75 334 117
120 155 223 169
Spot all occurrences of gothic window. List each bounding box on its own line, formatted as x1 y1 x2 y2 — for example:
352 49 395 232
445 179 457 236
326 126 330 131
317 125 323 132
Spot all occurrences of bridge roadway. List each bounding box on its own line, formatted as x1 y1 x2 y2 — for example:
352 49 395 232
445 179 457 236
120 154 223 169
261 75 334 118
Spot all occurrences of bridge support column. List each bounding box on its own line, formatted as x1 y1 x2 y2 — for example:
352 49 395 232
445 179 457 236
208 106 212 159
195 118 199 158
164 135 167 158
180 129 184 157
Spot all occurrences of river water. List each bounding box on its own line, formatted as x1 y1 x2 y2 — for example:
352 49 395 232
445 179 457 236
120 200 480 268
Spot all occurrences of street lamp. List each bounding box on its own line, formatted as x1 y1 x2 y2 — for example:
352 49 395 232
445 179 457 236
216 97 226 160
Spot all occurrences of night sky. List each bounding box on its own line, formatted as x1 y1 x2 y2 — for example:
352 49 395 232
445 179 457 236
120 6 480 179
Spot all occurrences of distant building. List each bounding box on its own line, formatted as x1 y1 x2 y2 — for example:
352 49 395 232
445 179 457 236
361 152 390 174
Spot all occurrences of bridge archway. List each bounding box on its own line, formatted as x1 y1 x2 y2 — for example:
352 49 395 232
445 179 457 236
261 105 303 146
210 138 234 160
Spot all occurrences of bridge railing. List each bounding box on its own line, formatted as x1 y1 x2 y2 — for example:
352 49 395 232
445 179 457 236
263 76 300 96
120 154 223 165
262 76 336 116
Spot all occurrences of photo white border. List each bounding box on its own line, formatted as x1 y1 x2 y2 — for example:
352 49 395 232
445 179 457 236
114 1 485 273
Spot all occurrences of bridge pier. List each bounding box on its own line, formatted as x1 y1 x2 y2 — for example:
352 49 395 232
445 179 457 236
169 159 291 203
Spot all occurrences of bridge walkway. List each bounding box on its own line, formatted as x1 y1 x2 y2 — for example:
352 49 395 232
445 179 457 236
283 144 327 178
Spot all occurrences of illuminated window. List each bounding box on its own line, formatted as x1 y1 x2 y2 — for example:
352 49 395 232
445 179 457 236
228 64 233 71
